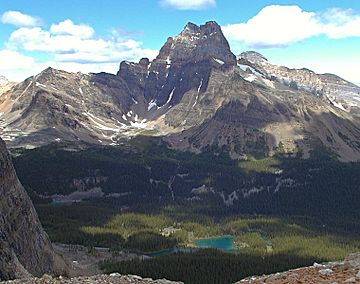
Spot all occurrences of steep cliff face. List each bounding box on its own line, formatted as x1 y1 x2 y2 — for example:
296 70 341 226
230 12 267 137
0 137 66 280
118 21 236 113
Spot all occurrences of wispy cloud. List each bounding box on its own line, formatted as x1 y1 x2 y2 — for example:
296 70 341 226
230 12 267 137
160 0 216 10
222 5 360 48
319 8 360 39
1 10 42 27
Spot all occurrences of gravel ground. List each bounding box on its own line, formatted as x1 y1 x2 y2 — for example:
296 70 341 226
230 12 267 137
0 274 183 284
237 252 360 284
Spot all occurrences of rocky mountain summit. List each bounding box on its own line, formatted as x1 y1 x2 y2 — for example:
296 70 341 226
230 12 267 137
0 137 67 280
237 252 360 284
1 21 360 160
119 21 236 112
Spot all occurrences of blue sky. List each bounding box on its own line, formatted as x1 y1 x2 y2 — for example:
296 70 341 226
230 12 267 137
0 0 360 84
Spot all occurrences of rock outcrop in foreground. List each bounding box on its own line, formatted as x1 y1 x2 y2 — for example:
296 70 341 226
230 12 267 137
2 253 360 283
237 252 360 284
0 274 183 284
0 138 66 280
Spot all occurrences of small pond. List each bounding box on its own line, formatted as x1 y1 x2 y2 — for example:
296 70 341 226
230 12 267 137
193 235 238 252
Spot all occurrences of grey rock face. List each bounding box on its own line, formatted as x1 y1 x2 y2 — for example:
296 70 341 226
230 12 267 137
118 21 236 109
156 21 236 67
0 138 66 280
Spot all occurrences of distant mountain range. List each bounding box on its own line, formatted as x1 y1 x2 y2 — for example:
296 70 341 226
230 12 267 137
0 76 9 86
1 21 360 161
0 76 14 97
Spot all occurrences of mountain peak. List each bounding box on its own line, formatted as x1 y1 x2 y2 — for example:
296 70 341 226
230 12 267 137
179 21 222 39
183 22 199 32
39 66 55 76
37 67 79 80
205 20 220 26
156 20 236 67
202 20 222 32
0 75 9 87
116 20 237 108
238 51 268 63
182 21 221 33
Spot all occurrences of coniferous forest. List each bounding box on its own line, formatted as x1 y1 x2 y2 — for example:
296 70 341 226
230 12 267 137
11 138 360 283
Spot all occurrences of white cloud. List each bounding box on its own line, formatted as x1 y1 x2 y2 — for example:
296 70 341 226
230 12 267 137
50 19 94 39
320 8 360 39
1 10 41 27
222 5 360 48
0 49 35 70
0 49 37 81
160 0 215 10
7 25 158 64
1 16 158 81
223 6 320 48
0 50 122 82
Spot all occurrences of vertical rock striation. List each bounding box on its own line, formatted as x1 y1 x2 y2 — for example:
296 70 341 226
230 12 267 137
0 138 66 280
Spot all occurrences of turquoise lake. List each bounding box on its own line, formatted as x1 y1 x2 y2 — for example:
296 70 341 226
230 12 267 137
145 236 238 257
193 236 238 252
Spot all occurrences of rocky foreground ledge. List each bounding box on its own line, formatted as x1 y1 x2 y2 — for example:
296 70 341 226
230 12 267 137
237 252 360 284
0 274 182 284
2 253 360 283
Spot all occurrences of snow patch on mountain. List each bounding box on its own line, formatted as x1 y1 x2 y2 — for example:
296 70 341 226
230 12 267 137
35 82 47 88
166 88 175 105
148 99 160 111
213 58 225 65
244 74 257 82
